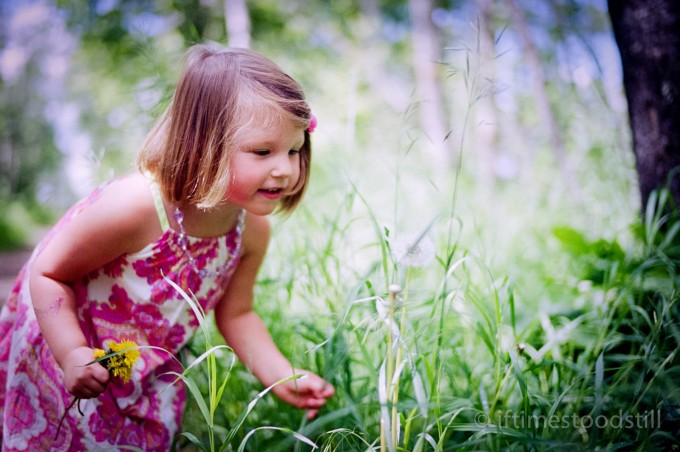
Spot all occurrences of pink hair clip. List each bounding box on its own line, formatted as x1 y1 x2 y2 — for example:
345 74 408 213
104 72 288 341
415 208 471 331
307 114 317 133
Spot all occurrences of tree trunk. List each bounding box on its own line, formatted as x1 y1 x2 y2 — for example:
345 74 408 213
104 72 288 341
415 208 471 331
408 0 451 167
507 0 583 204
473 0 499 192
357 0 411 112
608 0 680 214
224 0 250 49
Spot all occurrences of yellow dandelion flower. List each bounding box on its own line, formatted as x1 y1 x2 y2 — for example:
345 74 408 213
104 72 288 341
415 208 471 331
59 340 141 439
92 339 140 384
109 339 137 353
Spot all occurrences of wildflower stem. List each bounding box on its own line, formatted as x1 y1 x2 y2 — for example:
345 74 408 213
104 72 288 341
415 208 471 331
382 284 402 452
391 274 409 449
55 396 79 440
383 291 395 452
380 421 387 452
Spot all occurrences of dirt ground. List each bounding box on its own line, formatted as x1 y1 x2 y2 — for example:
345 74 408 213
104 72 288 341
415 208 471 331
0 249 31 304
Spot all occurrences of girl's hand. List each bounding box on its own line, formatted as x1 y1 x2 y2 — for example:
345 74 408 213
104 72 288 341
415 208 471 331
62 346 110 399
271 369 335 419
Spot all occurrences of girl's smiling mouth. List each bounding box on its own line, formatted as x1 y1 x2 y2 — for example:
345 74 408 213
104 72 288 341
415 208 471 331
258 188 283 199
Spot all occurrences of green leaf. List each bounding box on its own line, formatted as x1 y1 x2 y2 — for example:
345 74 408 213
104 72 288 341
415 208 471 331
237 426 317 452
173 432 208 452
220 374 305 450
552 226 589 255
165 371 212 430
165 276 209 343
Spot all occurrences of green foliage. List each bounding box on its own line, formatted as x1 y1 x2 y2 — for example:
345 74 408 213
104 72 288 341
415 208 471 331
546 190 680 449
0 214 26 251
166 277 316 452
169 183 677 450
0 200 55 251
553 225 627 285
0 35 63 206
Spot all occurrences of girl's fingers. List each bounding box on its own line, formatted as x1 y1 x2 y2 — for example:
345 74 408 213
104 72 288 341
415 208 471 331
76 390 96 399
302 396 330 419
92 364 110 384
286 390 326 409
303 397 327 408
296 373 334 396
74 385 102 399
71 371 109 399
275 371 334 418
317 382 335 398
73 387 98 399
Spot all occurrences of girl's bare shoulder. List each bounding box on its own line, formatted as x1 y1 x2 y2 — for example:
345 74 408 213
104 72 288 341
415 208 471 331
81 173 163 252
31 173 162 281
105 173 155 212
67 173 162 253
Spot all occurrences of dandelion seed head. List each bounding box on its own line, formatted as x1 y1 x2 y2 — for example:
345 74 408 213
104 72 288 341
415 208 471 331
391 234 435 268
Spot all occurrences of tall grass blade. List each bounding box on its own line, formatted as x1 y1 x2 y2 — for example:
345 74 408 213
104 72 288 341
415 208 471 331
594 352 604 416
184 345 232 374
237 426 317 451
348 178 393 284
173 432 209 452
165 276 209 342
508 282 516 336
378 360 395 452
165 371 212 430
411 365 429 418
219 374 305 451
416 432 438 449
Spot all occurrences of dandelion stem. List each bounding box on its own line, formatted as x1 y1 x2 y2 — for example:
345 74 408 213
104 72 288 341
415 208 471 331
380 420 387 452
382 284 402 452
385 292 395 452
391 274 409 449
55 396 79 440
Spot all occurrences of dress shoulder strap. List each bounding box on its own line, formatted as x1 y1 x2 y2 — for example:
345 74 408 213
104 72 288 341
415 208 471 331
148 178 170 232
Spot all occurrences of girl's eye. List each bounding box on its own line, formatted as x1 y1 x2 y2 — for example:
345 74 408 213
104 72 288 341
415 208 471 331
253 150 270 156
289 149 301 155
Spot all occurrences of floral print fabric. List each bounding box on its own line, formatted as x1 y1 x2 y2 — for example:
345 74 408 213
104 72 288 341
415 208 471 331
0 178 242 451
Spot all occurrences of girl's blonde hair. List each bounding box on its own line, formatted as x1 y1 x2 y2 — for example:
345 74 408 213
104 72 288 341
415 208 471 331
137 43 312 212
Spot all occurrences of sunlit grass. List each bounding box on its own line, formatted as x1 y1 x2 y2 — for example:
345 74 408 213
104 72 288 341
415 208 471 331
167 277 316 451
171 77 677 447
170 35 679 450
214 172 675 450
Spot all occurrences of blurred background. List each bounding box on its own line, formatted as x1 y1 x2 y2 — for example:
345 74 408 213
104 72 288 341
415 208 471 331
0 0 638 310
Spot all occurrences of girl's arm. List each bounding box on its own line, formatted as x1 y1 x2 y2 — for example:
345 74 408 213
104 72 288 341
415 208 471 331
29 175 160 399
214 214 334 419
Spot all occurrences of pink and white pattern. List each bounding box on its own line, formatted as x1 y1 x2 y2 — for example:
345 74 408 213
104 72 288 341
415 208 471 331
0 178 242 450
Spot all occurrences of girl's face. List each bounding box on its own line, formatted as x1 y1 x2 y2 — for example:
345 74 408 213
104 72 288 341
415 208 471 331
225 115 305 215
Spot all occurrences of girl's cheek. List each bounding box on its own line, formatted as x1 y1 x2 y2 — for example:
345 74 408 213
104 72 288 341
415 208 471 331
222 182 245 204
288 173 304 195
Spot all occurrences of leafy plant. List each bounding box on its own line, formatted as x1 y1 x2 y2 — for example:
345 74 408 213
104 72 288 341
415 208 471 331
165 278 316 452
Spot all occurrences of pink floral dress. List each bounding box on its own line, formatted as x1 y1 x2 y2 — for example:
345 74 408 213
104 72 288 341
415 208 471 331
0 177 244 451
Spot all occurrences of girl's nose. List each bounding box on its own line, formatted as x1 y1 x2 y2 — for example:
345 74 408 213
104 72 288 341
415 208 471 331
271 155 293 178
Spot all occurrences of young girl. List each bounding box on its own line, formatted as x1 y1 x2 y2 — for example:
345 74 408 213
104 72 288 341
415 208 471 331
0 43 334 450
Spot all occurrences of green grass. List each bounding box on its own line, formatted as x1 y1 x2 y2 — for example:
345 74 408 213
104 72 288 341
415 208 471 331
170 33 678 450
172 179 678 450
